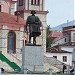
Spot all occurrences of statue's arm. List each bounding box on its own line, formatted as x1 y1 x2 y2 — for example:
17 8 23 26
38 17 43 31
37 16 42 27
25 16 29 31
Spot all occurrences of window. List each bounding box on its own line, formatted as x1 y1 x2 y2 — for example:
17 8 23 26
19 0 23 6
73 33 75 41
37 0 40 5
31 0 40 5
65 38 66 42
31 0 33 5
63 56 67 62
53 56 57 59
7 31 16 53
0 5 1 12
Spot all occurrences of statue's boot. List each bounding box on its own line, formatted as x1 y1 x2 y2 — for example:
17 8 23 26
29 40 31 43
29 35 31 43
33 36 36 45
33 40 36 45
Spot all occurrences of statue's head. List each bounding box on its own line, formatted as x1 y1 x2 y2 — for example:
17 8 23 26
31 10 36 15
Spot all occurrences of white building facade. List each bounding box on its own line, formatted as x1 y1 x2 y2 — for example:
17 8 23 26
46 52 72 66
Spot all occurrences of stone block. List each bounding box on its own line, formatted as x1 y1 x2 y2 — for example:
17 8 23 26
22 45 44 72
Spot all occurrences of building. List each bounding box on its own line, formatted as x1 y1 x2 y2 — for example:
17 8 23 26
0 0 48 71
46 46 72 66
45 46 73 72
16 0 48 53
46 26 75 67
0 0 17 15
51 26 75 47
0 0 26 71
50 30 63 47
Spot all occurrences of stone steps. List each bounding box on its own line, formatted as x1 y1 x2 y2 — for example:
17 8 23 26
4 52 22 66
0 60 14 72
0 53 21 71
44 56 63 72
44 63 60 73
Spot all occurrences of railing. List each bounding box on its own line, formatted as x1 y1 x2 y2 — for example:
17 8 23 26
0 53 21 71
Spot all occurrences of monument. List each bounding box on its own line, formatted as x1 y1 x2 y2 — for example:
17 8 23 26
25 10 42 45
22 10 44 73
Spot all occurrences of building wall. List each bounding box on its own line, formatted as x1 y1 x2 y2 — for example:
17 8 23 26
17 0 44 11
46 52 72 66
17 0 25 11
0 25 24 67
28 0 43 11
0 25 24 53
63 30 75 42
51 37 69 47
10 3 16 15
0 1 15 15
0 1 9 13
71 31 75 42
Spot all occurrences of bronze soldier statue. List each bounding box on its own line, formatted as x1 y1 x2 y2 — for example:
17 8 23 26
25 10 42 45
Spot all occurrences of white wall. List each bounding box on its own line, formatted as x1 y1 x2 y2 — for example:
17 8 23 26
46 52 72 66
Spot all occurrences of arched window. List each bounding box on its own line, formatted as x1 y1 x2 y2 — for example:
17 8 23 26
7 31 16 53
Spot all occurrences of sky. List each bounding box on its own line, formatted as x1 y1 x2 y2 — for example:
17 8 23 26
45 0 74 27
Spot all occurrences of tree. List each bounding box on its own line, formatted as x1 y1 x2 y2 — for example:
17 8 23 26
46 25 53 48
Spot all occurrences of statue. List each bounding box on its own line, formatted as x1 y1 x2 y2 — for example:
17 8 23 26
25 10 42 45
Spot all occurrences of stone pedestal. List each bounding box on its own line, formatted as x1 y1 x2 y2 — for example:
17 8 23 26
22 45 44 72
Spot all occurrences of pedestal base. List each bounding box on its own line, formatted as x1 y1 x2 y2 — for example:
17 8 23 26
22 45 44 72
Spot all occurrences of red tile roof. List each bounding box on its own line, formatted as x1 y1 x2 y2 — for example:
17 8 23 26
50 30 64 42
53 35 64 42
0 12 25 27
50 30 63 38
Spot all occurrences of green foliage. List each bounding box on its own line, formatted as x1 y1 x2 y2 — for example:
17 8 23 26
46 37 53 48
46 25 53 48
